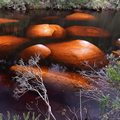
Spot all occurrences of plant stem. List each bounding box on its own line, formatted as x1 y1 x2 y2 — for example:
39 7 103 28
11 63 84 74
80 90 82 120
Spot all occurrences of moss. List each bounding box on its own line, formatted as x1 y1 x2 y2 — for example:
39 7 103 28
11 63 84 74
0 0 120 11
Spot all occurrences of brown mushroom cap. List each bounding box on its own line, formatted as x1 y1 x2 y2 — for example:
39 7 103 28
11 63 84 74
10 65 96 94
19 44 51 62
65 26 111 37
41 16 61 20
46 40 108 70
64 13 98 21
0 18 19 24
0 35 30 59
26 24 54 38
49 24 66 39
73 9 83 13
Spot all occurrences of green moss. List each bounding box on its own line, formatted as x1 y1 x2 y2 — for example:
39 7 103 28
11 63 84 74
106 61 120 86
91 0 104 9
0 0 119 10
99 94 110 116
0 111 41 120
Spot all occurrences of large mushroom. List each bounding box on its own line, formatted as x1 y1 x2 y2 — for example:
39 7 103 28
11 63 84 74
65 26 111 37
10 65 97 95
0 18 19 24
19 44 51 62
0 35 30 59
26 24 54 38
26 24 66 39
46 40 108 70
64 13 98 21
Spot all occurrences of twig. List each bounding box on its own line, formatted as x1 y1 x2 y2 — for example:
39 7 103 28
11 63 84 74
13 53 56 120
